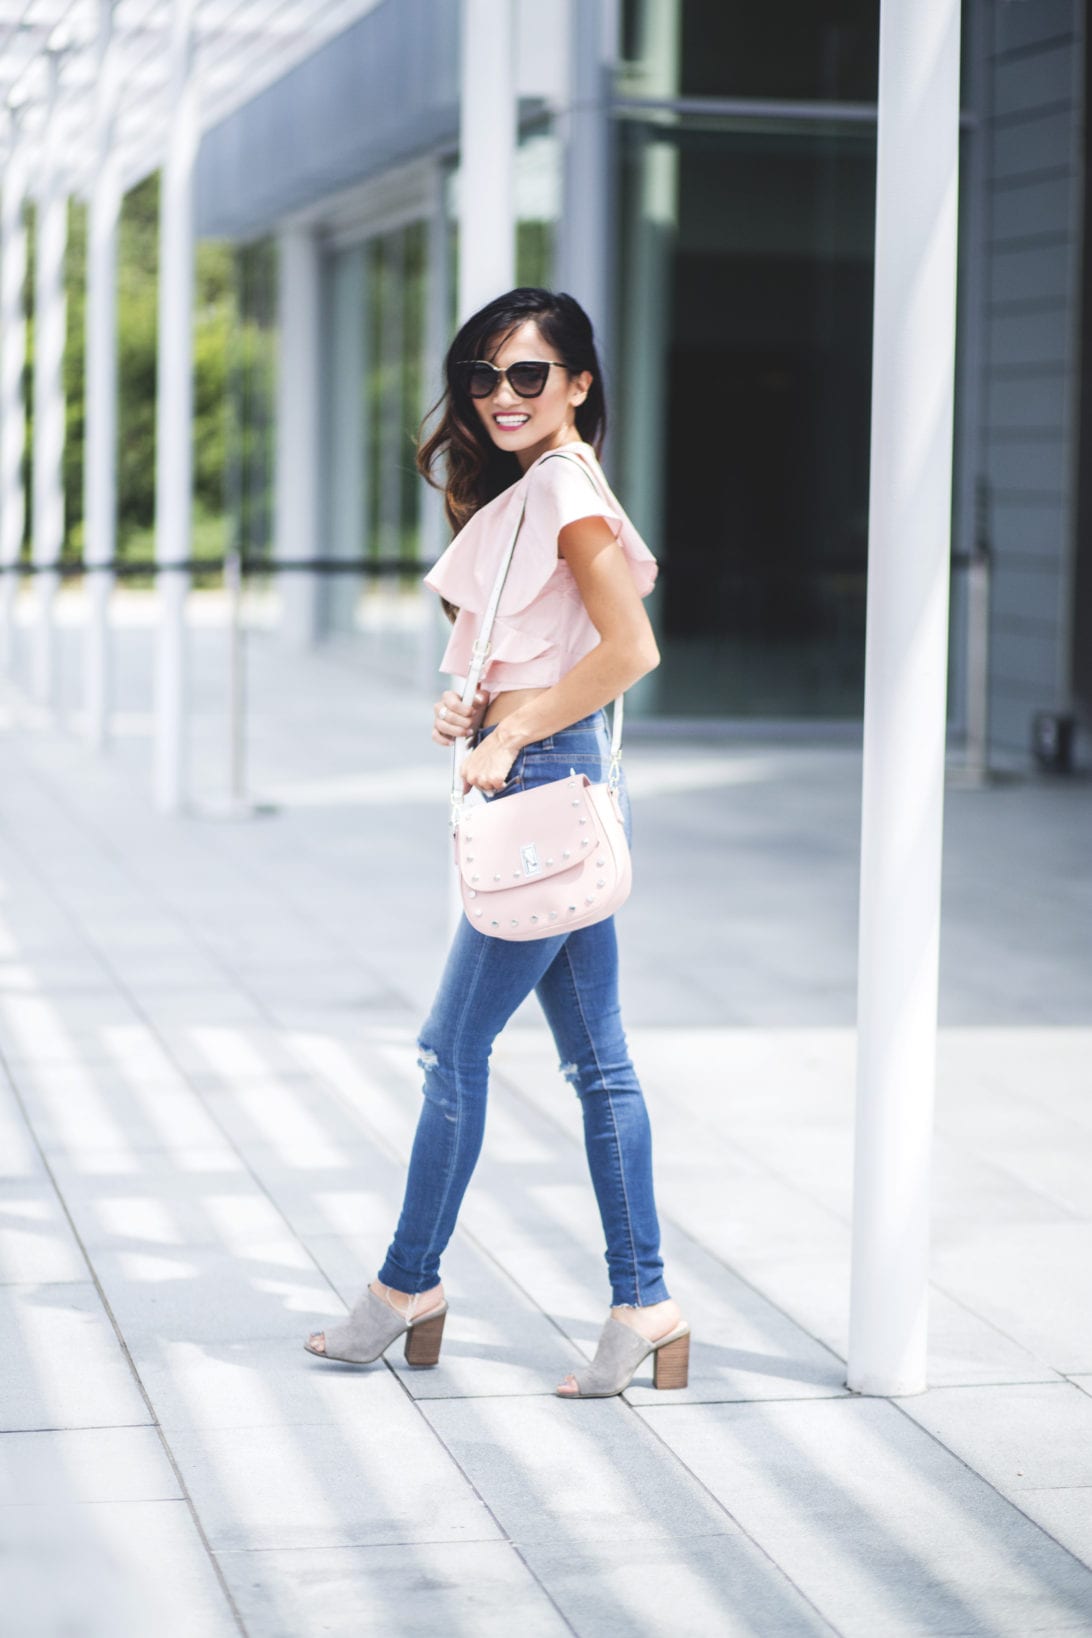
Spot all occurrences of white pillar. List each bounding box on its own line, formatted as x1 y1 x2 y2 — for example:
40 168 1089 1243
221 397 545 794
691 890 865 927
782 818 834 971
847 0 962 1397
31 54 67 710
274 224 321 646
377 231 404 562
0 129 28 673
421 163 452 691
458 0 517 319
558 0 616 357
153 0 198 813
84 0 121 752
326 242 366 633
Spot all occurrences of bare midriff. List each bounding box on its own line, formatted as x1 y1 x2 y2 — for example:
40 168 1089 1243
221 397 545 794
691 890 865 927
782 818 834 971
481 686 548 728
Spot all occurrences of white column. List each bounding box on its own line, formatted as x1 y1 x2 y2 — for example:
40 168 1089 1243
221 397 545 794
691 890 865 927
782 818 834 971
377 232 404 561
274 224 322 646
847 0 962 1398
153 0 198 813
421 163 452 691
84 0 121 751
326 243 365 633
0 129 28 673
557 0 615 356
458 0 516 319
32 54 68 710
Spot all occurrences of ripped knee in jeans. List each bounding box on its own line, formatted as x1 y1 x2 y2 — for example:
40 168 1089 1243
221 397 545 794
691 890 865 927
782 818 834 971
416 1041 458 1122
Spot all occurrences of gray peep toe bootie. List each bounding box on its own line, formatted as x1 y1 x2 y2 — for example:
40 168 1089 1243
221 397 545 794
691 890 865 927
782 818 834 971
304 1287 447 1367
559 1317 691 1398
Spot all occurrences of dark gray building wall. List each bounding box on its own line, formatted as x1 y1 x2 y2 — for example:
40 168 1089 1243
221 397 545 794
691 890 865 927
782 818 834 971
979 0 1084 755
194 0 460 240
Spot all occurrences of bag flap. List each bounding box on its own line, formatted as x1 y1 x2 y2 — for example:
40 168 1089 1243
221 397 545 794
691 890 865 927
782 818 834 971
456 773 603 891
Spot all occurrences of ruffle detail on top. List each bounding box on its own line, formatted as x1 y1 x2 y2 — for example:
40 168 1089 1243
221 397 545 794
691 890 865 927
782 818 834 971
424 445 657 688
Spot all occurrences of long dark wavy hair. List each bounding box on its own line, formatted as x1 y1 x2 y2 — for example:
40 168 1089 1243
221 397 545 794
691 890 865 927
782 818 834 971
417 288 607 616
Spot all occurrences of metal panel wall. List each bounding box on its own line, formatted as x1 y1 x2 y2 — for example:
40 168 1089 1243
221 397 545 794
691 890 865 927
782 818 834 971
979 0 1083 755
194 0 461 240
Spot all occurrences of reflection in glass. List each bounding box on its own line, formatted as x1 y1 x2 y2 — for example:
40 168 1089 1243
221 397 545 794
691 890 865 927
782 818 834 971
619 0 881 104
617 119 878 716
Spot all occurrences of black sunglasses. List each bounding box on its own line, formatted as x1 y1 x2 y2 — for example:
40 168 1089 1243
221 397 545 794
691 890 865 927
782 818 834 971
456 359 569 399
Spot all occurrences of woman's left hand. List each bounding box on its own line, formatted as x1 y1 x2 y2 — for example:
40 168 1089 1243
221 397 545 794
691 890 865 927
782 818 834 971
459 734 517 795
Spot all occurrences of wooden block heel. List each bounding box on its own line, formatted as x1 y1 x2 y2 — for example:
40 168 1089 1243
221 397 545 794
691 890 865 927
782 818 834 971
403 1309 446 1367
652 1330 690 1390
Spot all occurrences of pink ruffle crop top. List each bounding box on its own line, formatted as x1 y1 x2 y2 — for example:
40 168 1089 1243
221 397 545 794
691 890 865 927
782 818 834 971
423 442 658 693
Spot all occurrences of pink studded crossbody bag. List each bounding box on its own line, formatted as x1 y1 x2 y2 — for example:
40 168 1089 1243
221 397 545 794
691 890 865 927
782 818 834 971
448 451 632 941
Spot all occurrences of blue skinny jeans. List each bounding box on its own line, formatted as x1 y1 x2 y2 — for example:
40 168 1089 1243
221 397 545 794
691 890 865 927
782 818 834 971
377 709 669 1309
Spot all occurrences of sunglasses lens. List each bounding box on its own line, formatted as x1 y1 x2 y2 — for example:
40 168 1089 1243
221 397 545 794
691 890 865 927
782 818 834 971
465 363 498 398
508 363 551 397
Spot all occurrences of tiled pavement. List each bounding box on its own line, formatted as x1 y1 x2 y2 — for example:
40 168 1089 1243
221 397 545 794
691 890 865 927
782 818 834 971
1 594 1090 1636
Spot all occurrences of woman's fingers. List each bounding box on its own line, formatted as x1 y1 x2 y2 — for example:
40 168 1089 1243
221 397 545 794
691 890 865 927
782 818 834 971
433 689 486 744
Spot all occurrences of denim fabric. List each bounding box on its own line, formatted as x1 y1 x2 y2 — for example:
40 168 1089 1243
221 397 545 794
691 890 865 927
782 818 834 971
377 709 668 1308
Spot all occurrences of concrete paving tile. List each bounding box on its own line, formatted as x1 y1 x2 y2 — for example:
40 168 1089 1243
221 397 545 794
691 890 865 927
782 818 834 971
0 1283 150 1431
44 1144 294 1254
900 1382 1092 1491
422 1396 739 1545
0 1498 237 1637
1009 1489 1092 1573
126 1330 437 1430
147 1018 320 1079
0 1105 42 1181
8 1058 228 1153
230 1140 402 1239
216 1539 569 1637
637 1397 1092 1637
924 1291 1067 1388
0 1178 87 1283
0 991 148 1062
937 1029 1092 1132
134 988 271 1030
932 1223 1092 1374
929 1139 1084 1228
0 1425 180 1505
86 1238 329 1346
0 952 118 992
658 1165 852 1266
518 1536 836 1637
161 1393 502 1551
935 1069 1092 1152
196 1070 391 1162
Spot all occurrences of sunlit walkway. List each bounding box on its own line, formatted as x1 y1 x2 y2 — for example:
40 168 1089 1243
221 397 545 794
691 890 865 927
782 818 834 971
1 597 1091 1636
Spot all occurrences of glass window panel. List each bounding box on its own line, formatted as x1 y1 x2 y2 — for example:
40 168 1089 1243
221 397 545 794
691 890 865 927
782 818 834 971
615 114 971 719
616 119 876 717
516 127 560 286
619 0 971 107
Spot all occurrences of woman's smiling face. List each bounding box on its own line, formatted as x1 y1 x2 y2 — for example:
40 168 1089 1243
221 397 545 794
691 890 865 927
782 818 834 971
470 320 593 469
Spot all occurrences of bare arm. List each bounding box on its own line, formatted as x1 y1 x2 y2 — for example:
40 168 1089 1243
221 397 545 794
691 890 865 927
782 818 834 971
458 514 660 789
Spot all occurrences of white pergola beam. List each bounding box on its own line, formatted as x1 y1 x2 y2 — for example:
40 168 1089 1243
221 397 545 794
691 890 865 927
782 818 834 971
458 0 516 319
847 0 962 1397
0 1 388 198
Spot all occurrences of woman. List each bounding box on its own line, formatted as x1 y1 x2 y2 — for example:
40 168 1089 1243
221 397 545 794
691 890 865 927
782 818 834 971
305 288 689 1397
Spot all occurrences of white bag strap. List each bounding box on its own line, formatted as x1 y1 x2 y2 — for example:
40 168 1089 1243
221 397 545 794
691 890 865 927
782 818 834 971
449 448 624 819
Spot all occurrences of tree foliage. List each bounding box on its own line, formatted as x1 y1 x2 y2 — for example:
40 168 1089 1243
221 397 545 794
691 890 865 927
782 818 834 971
18 170 263 569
